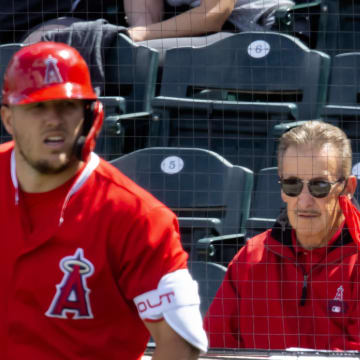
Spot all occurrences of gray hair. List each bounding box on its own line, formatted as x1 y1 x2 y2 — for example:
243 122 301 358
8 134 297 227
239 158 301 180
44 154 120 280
277 120 352 178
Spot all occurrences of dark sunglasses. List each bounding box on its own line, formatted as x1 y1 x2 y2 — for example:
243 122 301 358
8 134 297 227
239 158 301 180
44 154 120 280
278 177 345 198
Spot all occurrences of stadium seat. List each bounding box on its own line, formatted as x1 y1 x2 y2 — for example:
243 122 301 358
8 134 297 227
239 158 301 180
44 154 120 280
0 43 25 143
110 147 254 260
149 31 330 173
188 261 227 317
0 44 25 95
95 96 126 160
322 52 360 144
352 153 360 204
275 0 328 49
197 167 283 265
104 33 159 114
196 232 246 266
100 33 159 158
245 167 284 239
316 0 360 56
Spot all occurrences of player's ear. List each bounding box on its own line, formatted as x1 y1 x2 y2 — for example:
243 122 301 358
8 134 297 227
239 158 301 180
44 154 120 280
1 105 14 136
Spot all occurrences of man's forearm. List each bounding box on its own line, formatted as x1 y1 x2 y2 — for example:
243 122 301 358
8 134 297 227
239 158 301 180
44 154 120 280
151 342 200 360
124 0 164 26
128 0 233 42
128 9 220 41
145 319 201 360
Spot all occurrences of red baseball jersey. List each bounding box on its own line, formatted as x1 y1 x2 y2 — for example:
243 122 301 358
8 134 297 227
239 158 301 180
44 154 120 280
0 141 188 360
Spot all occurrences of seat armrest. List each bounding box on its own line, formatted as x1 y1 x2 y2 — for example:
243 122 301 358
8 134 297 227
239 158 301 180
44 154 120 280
152 96 298 120
103 111 153 136
117 111 153 121
196 233 246 266
274 1 324 36
177 217 222 235
245 217 276 239
99 96 126 114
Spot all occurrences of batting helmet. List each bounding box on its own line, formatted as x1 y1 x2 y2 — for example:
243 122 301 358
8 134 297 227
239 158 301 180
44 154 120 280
2 41 104 161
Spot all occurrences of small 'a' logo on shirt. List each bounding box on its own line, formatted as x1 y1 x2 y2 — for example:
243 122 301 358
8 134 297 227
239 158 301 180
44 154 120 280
44 55 63 85
328 285 348 314
46 248 94 319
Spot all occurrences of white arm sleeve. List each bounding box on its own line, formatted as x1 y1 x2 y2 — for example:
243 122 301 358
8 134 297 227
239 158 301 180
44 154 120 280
133 269 208 353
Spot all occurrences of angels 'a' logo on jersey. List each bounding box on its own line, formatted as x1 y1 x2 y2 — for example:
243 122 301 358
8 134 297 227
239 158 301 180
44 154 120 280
46 248 94 319
328 285 348 315
44 55 63 85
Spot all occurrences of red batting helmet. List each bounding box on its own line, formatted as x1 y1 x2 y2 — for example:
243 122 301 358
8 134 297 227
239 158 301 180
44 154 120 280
2 41 104 161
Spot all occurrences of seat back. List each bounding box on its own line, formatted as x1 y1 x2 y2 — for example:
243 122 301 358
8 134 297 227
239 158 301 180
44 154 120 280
0 43 25 96
159 31 330 120
352 152 360 203
188 261 227 317
150 32 329 172
0 43 26 143
336 1 360 54
104 33 159 113
322 53 360 140
246 167 283 238
281 0 327 49
252 167 283 219
317 0 360 56
111 147 254 253
103 33 159 156
326 53 360 107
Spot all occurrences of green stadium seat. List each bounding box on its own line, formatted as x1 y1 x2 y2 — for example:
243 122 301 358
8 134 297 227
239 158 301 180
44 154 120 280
188 261 227 317
316 0 360 56
245 167 283 239
197 167 283 264
0 43 25 143
321 52 360 144
275 0 328 49
96 33 160 159
352 153 360 204
110 147 253 260
149 31 330 174
104 33 159 114
196 232 246 267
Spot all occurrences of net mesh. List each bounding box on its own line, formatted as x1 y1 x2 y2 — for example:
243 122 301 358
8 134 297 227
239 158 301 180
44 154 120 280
1 1 360 357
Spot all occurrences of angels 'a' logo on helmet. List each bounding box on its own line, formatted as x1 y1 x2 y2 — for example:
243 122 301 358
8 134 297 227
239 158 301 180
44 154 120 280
45 248 94 319
44 55 63 85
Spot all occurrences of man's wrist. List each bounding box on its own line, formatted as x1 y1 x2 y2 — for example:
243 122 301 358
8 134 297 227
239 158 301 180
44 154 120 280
128 26 147 42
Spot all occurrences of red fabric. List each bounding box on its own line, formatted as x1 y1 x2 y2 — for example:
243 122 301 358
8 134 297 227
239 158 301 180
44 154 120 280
20 176 74 234
290 225 344 274
0 142 188 360
204 213 360 350
339 195 360 250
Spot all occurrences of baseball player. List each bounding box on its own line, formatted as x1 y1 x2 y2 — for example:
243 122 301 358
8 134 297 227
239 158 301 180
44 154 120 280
0 42 207 359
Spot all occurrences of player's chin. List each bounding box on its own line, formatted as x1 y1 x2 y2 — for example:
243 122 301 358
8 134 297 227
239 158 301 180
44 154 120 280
33 155 75 174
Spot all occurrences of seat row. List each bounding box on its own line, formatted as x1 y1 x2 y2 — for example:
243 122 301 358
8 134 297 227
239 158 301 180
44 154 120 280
1 31 360 173
110 147 280 266
101 31 360 173
278 0 360 57
111 145 360 268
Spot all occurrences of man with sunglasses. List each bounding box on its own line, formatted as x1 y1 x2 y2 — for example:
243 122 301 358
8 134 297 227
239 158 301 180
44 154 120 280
204 120 360 350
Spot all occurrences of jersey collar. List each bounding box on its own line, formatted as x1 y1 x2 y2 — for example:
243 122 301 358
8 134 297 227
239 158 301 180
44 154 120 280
10 149 100 225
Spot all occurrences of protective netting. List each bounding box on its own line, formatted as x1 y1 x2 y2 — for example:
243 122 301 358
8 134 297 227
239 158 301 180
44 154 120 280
1 0 360 356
